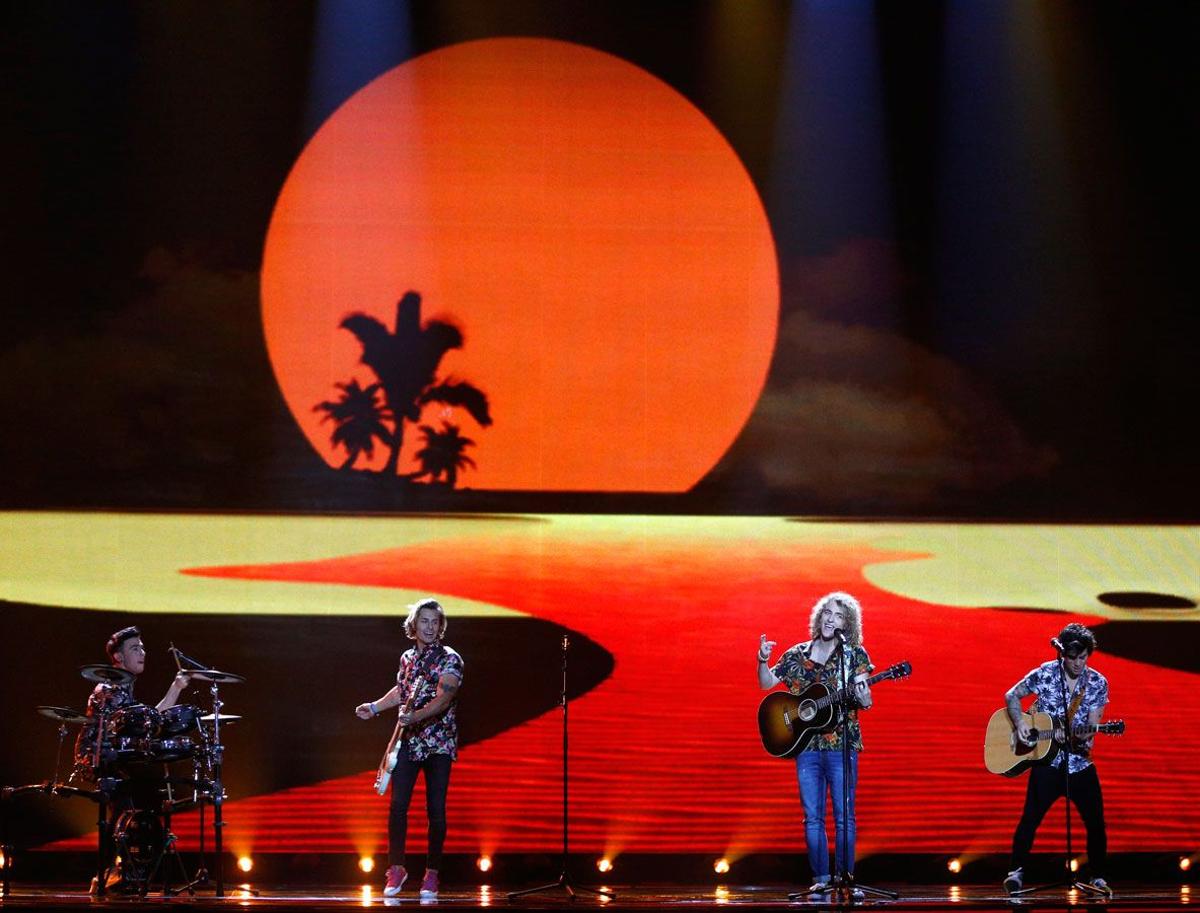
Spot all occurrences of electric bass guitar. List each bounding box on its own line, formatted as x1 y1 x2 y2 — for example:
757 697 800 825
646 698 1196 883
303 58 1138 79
983 708 1125 777
758 661 912 758
374 697 414 796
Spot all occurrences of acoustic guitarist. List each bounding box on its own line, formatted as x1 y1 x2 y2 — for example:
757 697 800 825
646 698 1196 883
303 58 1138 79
1002 623 1111 897
758 592 872 897
356 599 464 900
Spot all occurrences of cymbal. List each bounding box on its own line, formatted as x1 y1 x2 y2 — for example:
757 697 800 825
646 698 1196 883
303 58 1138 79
183 669 245 684
198 713 242 724
80 664 133 685
37 705 88 725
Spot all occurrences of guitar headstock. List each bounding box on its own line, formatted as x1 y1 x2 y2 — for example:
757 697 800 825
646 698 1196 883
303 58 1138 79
882 661 912 681
1099 719 1125 736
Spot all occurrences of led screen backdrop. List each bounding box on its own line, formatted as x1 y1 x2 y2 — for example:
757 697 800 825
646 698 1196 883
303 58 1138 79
2 513 1197 857
2 3 1198 863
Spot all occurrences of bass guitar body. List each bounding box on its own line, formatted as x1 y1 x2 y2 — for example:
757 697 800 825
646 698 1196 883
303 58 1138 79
374 715 407 796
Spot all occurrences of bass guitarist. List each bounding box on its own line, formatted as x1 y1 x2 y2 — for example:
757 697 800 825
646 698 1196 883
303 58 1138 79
1002 623 1111 896
758 592 872 896
356 598 464 900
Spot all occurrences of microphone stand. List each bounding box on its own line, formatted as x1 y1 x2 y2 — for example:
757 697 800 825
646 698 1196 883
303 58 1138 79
508 634 613 902
1011 648 1105 898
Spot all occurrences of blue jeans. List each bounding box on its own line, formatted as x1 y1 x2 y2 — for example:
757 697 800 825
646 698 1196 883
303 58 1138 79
796 750 857 881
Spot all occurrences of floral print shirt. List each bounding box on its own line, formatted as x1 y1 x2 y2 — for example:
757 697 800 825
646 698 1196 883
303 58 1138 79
1015 660 1109 774
396 644 464 762
771 640 872 751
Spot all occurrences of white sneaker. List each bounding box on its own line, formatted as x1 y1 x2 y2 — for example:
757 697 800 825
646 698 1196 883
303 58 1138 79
1090 878 1113 897
1004 868 1023 895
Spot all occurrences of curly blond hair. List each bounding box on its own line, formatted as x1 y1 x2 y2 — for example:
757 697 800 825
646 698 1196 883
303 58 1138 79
807 591 864 647
403 598 447 641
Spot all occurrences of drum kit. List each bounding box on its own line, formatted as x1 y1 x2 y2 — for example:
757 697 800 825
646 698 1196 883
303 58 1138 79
1 656 246 899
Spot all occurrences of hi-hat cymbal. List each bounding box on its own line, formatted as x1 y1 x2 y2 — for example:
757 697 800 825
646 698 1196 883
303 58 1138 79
80 664 133 685
198 713 242 724
183 669 245 684
37 705 88 725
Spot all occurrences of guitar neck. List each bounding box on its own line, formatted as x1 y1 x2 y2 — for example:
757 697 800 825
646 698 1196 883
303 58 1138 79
814 670 893 711
1031 721 1102 742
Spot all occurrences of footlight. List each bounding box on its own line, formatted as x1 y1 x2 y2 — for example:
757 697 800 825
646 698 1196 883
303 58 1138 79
477 855 493 872
237 855 253 873
714 858 730 875
359 856 375 873
597 858 613 873
948 858 962 874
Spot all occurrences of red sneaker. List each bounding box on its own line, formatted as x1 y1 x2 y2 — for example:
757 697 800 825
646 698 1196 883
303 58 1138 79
419 868 439 899
383 864 407 897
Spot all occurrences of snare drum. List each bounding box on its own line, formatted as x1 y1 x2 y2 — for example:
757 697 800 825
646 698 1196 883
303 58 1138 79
159 703 200 736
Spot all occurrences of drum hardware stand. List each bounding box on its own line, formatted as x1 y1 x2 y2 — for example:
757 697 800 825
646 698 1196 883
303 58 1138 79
1010 647 1106 900
141 795 191 899
789 635 898 905
508 634 614 902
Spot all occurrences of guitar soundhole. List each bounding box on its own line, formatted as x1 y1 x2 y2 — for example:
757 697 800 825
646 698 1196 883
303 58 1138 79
798 703 816 723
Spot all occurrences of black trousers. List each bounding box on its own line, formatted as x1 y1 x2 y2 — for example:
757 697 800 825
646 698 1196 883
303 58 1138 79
388 753 453 869
1011 762 1107 878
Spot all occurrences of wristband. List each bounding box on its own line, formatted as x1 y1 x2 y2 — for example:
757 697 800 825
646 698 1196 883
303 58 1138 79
757 653 770 663
369 702 378 717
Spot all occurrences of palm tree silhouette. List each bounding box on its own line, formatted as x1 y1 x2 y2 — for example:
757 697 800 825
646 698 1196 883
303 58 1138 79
313 379 391 470
340 291 492 476
413 422 477 488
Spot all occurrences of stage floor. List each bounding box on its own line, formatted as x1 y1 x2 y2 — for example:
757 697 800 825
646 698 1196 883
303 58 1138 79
0 883 1193 911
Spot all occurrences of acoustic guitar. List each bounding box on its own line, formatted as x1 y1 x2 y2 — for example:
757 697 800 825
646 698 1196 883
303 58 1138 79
758 661 912 758
983 708 1125 777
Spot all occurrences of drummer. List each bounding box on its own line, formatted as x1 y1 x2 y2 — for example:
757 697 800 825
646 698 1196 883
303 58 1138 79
73 625 193 892
74 625 192 772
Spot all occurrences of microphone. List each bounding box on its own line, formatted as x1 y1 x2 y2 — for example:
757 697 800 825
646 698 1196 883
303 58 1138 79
834 629 847 644
1050 637 1065 653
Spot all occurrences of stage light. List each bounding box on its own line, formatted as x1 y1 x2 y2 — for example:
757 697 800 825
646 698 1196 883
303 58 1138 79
1069 858 1079 873
1182 856 1193 872
237 855 253 873
948 858 962 874
597 857 613 873
0 851 6 869
359 856 374 873
477 855 492 872
714 858 731 874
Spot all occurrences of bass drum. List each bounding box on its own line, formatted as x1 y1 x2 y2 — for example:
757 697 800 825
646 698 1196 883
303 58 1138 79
110 808 165 889
159 703 200 737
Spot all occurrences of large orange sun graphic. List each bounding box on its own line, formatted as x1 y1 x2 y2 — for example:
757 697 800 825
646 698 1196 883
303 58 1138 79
261 38 778 491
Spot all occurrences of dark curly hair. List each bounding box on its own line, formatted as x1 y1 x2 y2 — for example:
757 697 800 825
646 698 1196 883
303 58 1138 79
1057 622 1097 656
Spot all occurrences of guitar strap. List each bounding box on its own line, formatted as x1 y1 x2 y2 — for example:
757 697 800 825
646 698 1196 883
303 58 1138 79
401 644 446 713
1066 674 1085 724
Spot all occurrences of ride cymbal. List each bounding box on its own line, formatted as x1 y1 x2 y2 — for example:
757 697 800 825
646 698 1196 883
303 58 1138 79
182 667 243 681
80 664 134 685
183 669 245 684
